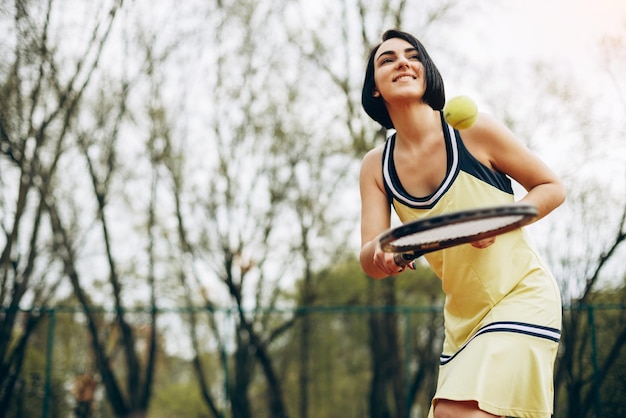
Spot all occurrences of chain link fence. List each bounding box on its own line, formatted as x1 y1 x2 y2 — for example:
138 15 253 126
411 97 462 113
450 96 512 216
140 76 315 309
2 303 625 418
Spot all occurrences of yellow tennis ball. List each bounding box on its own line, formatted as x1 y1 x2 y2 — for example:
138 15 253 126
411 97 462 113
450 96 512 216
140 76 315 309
443 95 478 130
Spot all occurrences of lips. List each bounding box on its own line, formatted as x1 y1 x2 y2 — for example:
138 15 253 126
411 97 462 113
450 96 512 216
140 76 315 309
393 73 416 82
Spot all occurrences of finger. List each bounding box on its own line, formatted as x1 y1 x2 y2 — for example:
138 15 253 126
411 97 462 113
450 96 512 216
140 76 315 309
471 237 496 248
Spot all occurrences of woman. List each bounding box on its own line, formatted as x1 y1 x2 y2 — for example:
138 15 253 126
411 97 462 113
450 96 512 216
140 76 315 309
359 29 565 418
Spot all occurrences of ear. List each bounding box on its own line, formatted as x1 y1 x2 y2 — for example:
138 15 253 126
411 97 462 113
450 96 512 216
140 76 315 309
373 89 380 97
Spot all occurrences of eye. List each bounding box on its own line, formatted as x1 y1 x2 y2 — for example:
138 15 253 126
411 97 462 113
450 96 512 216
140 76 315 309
378 57 394 65
409 54 420 60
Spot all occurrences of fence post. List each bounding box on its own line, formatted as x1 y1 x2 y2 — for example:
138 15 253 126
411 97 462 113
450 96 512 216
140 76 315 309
42 308 55 418
221 309 231 418
403 310 412 418
586 305 602 418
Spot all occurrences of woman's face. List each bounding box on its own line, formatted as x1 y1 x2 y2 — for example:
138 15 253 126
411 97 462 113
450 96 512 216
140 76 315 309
373 37 426 103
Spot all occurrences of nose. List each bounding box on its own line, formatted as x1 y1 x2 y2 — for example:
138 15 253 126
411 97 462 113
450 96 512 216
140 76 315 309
396 55 410 68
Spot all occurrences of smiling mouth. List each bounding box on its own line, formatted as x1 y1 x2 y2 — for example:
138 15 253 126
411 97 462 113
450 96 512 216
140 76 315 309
393 74 416 82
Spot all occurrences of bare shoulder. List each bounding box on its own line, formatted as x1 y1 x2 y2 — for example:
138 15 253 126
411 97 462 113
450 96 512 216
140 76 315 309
360 144 385 175
460 112 527 170
464 112 519 145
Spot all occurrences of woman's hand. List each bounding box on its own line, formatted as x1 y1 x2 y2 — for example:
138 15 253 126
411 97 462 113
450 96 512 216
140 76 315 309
470 236 496 249
372 242 416 276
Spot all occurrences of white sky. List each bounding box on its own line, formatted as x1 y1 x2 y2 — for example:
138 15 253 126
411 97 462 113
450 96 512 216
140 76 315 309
445 0 626 163
480 0 626 66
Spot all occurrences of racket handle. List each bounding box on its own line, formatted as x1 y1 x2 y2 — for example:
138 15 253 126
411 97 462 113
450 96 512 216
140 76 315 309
394 252 417 267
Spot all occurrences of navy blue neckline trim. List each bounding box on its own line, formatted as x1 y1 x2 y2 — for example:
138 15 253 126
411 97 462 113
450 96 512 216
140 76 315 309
382 112 513 209
382 112 459 209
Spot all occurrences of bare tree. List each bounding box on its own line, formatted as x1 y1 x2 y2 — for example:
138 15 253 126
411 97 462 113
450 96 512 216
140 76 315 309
0 0 124 414
155 0 353 416
4 1 624 418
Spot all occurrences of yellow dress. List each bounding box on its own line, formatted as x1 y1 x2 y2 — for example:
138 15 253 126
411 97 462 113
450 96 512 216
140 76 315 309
382 114 561 417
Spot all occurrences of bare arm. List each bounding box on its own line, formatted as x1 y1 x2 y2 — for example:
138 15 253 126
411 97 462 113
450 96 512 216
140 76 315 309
463 113 566 221
359 148 406 278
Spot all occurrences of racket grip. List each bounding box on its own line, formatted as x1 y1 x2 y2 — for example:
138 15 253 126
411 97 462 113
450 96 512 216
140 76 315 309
394 252 417 267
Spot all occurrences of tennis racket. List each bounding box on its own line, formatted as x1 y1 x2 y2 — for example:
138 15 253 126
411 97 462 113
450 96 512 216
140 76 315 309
379 203 538 267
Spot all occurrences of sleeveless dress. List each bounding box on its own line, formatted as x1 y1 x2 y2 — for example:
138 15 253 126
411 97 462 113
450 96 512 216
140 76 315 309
382 113 561 417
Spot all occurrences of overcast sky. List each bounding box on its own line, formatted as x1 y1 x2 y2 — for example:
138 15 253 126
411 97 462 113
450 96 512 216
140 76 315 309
482 0 625 62
451 0 626 168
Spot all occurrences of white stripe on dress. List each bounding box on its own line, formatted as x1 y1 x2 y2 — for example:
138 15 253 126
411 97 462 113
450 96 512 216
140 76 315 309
439 321 561 365
383 124 458 208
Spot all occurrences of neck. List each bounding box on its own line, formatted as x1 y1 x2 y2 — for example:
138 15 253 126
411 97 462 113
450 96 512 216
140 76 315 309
388 102 439 143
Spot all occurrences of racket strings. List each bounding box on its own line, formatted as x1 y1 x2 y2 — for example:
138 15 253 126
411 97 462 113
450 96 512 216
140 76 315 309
392 215 525 247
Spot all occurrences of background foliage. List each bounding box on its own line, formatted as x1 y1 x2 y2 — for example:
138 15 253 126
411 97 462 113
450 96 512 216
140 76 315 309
1 0 625 417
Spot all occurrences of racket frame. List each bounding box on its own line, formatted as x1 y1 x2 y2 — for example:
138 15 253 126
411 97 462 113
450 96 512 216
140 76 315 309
379 203 538 265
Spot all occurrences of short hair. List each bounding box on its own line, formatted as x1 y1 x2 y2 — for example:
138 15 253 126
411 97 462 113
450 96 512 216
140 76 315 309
361 29 446 129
